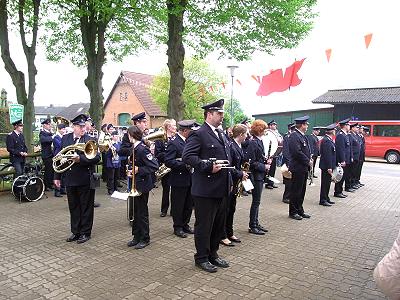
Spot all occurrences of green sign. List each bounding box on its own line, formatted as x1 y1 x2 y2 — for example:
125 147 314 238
9 104 24 124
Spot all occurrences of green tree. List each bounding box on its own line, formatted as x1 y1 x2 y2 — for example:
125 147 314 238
0 0 42 150
150 58 241 123
163 0 317 120
43 0 165 128
222 98 248 129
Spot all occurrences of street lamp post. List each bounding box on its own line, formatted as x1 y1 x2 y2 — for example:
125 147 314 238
227 65 238 128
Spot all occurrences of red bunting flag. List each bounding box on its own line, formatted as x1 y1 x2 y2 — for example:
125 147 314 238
221 82 226 89
209 86 214 92
236 79 242 86
325 49 332 63
364 33 373 49
251 75 261 84
256 58 305 97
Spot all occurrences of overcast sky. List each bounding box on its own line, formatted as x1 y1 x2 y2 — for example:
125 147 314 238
1 0 399 117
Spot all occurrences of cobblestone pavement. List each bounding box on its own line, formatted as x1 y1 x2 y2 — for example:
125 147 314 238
0 162 399 299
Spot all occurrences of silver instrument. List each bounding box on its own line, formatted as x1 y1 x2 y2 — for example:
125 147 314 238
331 165 344 183
262 132 281 183
280 163 292 179
203 158 235 169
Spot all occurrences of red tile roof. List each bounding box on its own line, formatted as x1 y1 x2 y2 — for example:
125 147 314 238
105 71 166 117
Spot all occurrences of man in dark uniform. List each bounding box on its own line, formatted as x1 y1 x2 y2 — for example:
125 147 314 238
282 122 295 204
39 118 54 191
183 99 232 273
356 126 366 187
288 116 312 220
319 123 337 207
334 118 353 198
53 123 67 197
349 123 361 190
164 120 195 238
155 119 176 217
54 114 100 244
306 126 320 178
6 119 28 177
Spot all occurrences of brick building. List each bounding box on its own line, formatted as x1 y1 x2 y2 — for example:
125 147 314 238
103 71 167 128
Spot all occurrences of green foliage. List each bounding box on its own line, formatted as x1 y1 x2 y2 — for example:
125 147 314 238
0 108 11 134
149 58 245 123
222 98 248 129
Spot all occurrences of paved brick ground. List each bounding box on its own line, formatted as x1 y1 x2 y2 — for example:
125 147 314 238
0 161 399 299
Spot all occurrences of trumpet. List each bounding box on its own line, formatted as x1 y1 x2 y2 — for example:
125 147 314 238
203 158 234 169
52 140 98 173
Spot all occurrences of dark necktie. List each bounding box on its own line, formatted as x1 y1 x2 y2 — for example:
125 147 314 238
74 137 79 144
215 128 224 143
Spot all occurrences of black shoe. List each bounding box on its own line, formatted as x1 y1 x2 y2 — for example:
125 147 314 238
301 213 311 218
327 200 335 204
195 261 217 273
209 257 230 268
265 185 274 190
220 240 235 247
358 183 365 186
334 193 347 198
352 185 360 189
257 224 268 232
289 214 303 220
319 201 332 207
282 198 290 204
77 234 91 244
66 234 80 242
134 241 149 249
183 227 194 234
345 188 356 192
272 185 278 188
127 239 139 247
248 227 265 235
313 175 318 178
174 230 188 238
228 236 241 243
94 202 101 208
54 192 63 198
160 212 167 217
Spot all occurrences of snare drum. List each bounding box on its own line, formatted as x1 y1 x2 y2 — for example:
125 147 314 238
12 175 45 202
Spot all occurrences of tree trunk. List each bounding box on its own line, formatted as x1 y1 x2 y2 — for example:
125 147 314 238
166 0 187 121
0 0 40 152
85 61 104 129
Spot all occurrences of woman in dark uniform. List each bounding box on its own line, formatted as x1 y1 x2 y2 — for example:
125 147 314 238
126 126 158 250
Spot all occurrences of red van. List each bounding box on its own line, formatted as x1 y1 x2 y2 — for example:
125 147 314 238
352 121 400 164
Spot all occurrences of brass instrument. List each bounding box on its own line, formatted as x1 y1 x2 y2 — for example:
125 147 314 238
203 158 234 169
52 140 98 173
143 127 167 143
236 161 251 198
127 143 141 222
53 116 71 128
155 163 171 181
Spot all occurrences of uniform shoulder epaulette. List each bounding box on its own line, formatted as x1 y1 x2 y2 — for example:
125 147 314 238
8 132 12 135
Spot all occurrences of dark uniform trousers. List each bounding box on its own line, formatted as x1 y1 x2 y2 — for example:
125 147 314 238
106 167 119 192
67 185 94 236
14 162 25 177
320 169 332 203
289 171 307 216
249 180 264 228
43 157 54 189
132 193 150 242
282 177 292 201
356 160 364 184
349 161 359 187
160 173 171 214
193 196 226 263
334 165 351 194
225 191 238 238
171 186 193 231
312 155 318 174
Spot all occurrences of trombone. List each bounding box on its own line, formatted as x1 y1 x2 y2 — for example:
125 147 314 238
126 143 141 222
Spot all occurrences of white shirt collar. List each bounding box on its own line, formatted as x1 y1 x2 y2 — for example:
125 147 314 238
13 130 20 136
177 133 186 141
206 121 217 132
234 139 242 148
133 140 141 148
295 128 305 136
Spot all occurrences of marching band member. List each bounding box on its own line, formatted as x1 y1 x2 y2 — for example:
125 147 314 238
356 126 367 187
306 126 321 178
247 120 270 235
126 125 159 250
334 118 352 198
105 131 121 195
288 116 312 221
221 124 248 246
53 123 67 197
155 119 177 217
319 124 337 207
100 123 108 182
164 120 195 238
265 120 283 189
6 119 28 177
182 99 232 273
282 122 295 204
54 114 100 244
39 118 54 191
349 123 361 190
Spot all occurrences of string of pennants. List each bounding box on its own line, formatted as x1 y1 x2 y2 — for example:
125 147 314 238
120 33 373 98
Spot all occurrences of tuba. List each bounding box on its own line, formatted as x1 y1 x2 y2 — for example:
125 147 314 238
53 116 71 128
52 140 98 173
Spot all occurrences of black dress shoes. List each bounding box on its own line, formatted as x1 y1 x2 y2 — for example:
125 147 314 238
220 240 235 247
134 241 150 249
265 185 274 190
127 239 139 247
209 257 230 268
54 192 63 198
301 213 311 218
319 201 332 207
248 227 265 235
257 225 269 232
327 200 335 204
174 230 188 238
289 214 303 220
282 198 290 204
94 202 101 208
160 212 167 217
313 175 318 178
183 227 194 234
66 234 80 242
273 185 278 188
228 237 241 243
345 188 356 192
334 193 347 198
77 234 91 244
195 261 217 273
